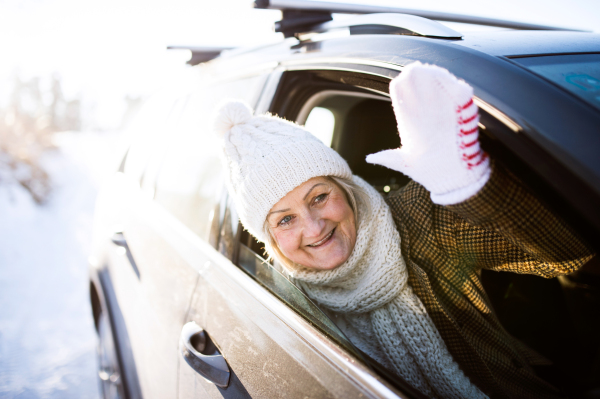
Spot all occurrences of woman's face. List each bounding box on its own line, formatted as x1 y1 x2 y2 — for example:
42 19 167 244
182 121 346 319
267 177 357 270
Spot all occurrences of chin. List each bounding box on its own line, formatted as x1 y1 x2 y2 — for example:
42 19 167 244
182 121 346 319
312 249 352 270
316 260 343 270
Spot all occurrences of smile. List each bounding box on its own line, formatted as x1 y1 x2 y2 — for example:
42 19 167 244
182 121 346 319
307 228 335 247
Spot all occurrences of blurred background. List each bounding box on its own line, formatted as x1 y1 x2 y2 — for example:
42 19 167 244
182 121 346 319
0 0 598 397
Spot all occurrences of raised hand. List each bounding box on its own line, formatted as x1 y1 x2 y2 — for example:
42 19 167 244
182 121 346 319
366 62 490 205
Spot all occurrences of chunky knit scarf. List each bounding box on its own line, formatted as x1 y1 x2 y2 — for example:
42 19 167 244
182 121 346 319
292 176 487 399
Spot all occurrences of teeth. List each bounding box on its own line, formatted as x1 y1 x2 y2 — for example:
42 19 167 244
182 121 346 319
308 229 334 247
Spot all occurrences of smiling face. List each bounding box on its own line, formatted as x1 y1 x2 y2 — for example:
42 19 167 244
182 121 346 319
266 176 357 270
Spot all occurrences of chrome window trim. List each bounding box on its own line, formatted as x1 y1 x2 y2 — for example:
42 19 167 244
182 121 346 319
282 57 405 72
296 89 391 125
278 57 522 132
142 198 406 399
473 97 522 132
286 64 395 81
255 66 286 114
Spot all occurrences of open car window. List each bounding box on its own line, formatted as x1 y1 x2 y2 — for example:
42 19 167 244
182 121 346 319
216 193 368 364
284 72 600 394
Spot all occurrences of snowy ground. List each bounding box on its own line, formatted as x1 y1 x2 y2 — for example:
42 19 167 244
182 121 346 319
0 132 120 398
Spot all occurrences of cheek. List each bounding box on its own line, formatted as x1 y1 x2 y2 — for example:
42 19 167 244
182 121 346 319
273 229 301 255
325 196 354 224
326 197 356 245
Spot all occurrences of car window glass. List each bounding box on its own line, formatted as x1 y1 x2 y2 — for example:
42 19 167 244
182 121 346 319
123 93 179 184
154 74 269 242
513 54 600 112
140 98 188 198
237 244 365 357
218 194 239 259
304 107 335 147
300 93 410 193
219 199 368 364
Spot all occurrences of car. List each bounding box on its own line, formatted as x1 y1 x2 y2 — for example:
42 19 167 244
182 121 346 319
88 1 600 398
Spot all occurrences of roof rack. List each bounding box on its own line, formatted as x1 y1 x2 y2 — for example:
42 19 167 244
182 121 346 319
167 45 234 65
254 0 578 38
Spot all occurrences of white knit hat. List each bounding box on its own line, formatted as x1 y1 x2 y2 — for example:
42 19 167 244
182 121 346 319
214 100 352 243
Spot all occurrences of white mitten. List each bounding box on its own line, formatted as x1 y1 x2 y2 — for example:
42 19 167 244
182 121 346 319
366 62 491 205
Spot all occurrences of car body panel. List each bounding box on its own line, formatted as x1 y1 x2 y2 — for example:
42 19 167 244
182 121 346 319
453 31 600 56
96 174 199 399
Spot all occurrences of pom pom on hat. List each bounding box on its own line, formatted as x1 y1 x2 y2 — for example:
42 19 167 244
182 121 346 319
213 100 253 137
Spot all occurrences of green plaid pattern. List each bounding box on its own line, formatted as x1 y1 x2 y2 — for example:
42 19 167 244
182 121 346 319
385 164 594 399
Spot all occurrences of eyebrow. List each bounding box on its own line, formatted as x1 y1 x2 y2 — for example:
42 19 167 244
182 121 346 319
266 208 291 220
303 183 327 200
266 183 328 221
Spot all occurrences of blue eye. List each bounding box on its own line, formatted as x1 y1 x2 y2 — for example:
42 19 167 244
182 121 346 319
279 215 293 226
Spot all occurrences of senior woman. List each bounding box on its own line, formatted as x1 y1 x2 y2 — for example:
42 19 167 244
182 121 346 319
213 63 593 399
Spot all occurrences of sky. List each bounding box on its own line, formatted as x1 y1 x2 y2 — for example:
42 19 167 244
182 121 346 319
1 0 599 128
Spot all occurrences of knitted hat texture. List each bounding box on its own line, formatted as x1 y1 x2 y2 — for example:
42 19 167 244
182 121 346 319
214 100 352 242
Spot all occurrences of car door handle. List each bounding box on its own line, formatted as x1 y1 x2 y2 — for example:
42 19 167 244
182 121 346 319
110 232 141 279
111 232 127 247
179 321 230 388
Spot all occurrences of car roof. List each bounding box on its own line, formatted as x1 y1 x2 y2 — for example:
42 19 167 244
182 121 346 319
453 30 600 57
214 29 600 71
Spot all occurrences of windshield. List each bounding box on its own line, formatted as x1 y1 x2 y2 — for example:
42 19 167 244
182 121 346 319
513 53 600 112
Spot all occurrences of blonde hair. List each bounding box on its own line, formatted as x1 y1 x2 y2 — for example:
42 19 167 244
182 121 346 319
262 175 370 272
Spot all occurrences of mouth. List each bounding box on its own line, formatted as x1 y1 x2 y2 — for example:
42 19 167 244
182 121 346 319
307 228 336 248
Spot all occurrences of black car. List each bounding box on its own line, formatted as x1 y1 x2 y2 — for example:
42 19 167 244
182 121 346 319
88 2 600 398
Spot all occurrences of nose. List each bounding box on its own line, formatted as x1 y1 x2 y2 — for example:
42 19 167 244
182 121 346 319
302 212 325 238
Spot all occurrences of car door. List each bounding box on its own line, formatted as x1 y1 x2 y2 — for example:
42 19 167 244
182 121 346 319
105 71 270 399
177 198 410 399
100 90 189 399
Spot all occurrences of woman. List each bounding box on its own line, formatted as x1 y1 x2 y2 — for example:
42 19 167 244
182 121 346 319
214 63 594 398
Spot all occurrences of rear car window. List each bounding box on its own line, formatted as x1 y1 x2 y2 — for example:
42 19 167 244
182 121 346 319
298 91 410 193
216 196 369 365
153 74 269 241
513 53 600 112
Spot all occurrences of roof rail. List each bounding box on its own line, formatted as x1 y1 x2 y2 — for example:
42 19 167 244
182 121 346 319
307 13 463 39
254 0 580 37
167 45 234 65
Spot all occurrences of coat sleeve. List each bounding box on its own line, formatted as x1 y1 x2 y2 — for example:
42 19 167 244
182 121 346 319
445 162 595 278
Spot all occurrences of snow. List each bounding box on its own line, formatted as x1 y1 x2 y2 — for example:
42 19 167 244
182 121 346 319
0 132 119 398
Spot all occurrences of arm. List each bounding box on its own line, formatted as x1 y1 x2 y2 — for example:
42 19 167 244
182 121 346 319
369 62 594 277
447 161 594 277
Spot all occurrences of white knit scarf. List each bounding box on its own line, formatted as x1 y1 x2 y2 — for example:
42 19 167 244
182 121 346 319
292 176 487 399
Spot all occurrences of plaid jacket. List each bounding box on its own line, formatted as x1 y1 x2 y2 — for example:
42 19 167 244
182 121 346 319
385 164 594 399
